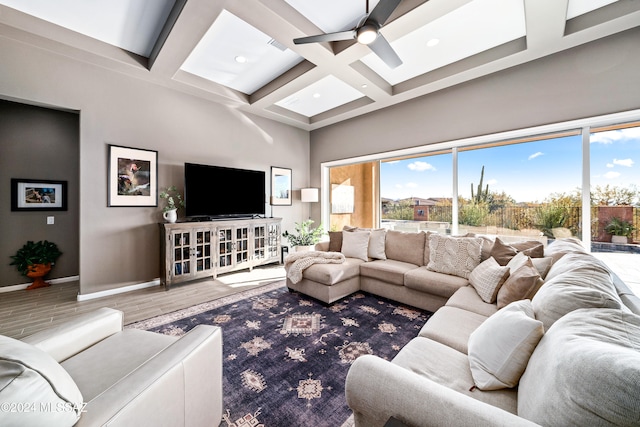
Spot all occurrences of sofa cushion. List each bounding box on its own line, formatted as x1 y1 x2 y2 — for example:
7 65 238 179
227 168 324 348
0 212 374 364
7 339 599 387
497 258 544 309
532 264 622 331
544 251 611 283
384 230 426 266
328 231 343 252
468 300 544 390
518 308 640 426
302 257 365 285
0 335 84 426
404 267 469 299
427 234 482 279
418 306 487 354
446 286 499 318
392 337 518 414
368 229 387 260
360 259 415 286
543 237 587 259
341 230 370 261
468 257 510 303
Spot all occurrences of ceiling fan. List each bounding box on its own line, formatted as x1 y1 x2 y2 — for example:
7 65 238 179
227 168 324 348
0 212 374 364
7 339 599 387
293 0 403 69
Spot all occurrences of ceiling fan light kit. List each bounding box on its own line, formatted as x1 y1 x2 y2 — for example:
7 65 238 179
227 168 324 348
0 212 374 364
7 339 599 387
293 0 403 69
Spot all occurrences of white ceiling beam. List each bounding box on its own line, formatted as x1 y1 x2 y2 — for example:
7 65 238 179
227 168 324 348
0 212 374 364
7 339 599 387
524 0 569 50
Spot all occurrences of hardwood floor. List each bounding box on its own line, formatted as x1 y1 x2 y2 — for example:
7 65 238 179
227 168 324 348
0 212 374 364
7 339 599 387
0 265 286 339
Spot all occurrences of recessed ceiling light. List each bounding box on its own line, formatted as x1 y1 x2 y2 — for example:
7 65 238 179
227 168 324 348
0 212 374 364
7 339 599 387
235 55 247 63
361 84 368 89
313 93 321 98
426 38 440 47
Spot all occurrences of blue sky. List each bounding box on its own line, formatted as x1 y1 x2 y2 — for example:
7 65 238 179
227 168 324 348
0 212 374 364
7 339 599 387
380 126 640 203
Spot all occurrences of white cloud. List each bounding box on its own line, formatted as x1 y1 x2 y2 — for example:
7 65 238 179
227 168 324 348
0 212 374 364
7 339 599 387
613 158 634 167
528 152 544 160
606 163 614 168
604 171 621 179
591 127 640 144
407 161 436 172
486 179 498 185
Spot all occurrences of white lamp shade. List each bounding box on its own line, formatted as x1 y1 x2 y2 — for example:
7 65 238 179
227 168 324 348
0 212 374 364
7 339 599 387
301 188 319 203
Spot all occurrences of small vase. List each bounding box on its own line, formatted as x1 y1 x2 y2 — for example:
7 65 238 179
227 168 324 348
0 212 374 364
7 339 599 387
163 209 178 223
26 263 52 290
293 245 315 252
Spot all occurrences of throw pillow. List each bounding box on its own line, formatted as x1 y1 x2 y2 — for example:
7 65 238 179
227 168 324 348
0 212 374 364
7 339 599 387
328 231 343 252
341 230 370 262
497 258 544 309
511 240 544 258
518 308 640 426
0 335 84 426
468 257 510 304
368 229 387 260
427 234 482 279
468 299 544 390
490 238 544 266
531 257 553 279
385 230 426 266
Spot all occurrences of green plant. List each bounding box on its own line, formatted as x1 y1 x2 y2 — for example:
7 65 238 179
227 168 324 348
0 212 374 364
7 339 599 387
471 165 490 204
605 217 636 238
282 220 325 246
10 240 62 276
159 186 184 213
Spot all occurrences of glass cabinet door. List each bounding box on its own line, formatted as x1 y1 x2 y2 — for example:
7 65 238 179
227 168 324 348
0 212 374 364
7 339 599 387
195 229 213 272
236 227 249 264
219 228 233 267
171 230 191 277
254 225 266 261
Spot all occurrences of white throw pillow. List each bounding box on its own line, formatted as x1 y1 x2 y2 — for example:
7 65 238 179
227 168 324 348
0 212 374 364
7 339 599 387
468 257 510 303
368 229 387 260
341 230 370 261
0 335 84 426
468 299 544 390
427 234 482 279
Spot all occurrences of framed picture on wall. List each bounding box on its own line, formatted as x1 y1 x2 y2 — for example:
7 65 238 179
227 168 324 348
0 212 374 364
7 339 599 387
270 166 292 206
107 144 158 207
11 178 68 211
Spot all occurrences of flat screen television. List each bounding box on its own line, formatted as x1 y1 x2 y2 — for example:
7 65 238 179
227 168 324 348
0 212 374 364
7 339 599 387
184 163 265 218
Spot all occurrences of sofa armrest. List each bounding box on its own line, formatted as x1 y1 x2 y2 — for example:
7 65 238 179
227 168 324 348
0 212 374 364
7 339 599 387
21 307 123 362
315 241 330 251
346 355 539 427
76 324 223 427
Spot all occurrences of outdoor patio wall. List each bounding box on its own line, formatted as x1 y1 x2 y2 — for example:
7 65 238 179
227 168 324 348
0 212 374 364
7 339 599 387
0 37 310 295
308 27 640 223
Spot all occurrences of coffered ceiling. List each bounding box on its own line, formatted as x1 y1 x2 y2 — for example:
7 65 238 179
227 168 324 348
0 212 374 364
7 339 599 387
0 0 639 131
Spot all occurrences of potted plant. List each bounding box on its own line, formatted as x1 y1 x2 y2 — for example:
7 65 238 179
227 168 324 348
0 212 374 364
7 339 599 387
282 220 325 252
159 186 184 223
605 217 635 244
10 240 62 290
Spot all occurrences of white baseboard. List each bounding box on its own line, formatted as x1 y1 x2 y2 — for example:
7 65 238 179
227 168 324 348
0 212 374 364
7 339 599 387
0 275 80 293
76 279 161 301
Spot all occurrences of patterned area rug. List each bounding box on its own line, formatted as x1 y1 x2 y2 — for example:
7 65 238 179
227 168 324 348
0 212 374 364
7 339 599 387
128 281 432 427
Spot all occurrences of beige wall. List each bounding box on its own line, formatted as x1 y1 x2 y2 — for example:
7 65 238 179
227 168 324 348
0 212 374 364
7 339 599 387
310 28 640 200
0 37 310 295
329 163 377 230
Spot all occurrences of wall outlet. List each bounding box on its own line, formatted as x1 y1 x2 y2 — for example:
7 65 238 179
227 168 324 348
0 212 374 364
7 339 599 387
47 216 54 225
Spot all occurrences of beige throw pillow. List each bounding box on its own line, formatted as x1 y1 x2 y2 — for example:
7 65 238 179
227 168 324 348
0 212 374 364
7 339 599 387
341 230 370 261
490 238 543 266
468 257 510 303
497 258 544 309
468 299 544 390
427 234 482 279
368 229 387 260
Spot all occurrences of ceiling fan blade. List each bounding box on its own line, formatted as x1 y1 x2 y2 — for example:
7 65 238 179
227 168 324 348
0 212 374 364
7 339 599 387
294 30 355 45
368 0 401 26
369 34 402 68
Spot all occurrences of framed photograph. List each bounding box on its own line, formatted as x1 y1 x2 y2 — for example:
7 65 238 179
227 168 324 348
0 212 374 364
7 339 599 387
270 166 291 206
331 184 355 213
108 144 158 207
11 179 68 211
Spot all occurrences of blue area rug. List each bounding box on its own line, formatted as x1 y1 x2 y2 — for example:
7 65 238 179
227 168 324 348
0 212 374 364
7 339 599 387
128 281 432 427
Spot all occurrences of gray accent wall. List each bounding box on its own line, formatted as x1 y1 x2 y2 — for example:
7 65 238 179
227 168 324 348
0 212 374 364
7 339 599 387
309 27 640 206
0 100 80 286
0 36 310 295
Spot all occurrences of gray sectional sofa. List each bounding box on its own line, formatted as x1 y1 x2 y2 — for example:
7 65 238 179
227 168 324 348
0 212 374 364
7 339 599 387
285 230 640 426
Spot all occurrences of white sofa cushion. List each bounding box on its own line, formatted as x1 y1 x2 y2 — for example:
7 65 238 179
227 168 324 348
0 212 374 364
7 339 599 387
468 300 544 390
468 257 510 303
0 335 83 426
341 230 370 261
518 308 640 426
427 235 482 279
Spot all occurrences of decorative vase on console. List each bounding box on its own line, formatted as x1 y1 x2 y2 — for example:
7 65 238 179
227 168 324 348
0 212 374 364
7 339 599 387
159 186 184 223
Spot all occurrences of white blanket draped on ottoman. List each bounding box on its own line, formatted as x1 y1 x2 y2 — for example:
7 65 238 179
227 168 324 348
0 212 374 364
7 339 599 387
285 251 346 284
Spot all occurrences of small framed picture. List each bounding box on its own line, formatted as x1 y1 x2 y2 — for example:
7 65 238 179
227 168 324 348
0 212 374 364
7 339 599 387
270 166 291 206
108 144 158 207
11 179 68 211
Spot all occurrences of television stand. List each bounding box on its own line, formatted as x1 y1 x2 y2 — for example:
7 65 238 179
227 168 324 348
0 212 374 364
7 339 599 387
159 217 282 290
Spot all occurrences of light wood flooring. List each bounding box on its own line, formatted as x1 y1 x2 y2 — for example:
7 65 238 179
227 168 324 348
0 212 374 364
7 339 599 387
0 265 286 340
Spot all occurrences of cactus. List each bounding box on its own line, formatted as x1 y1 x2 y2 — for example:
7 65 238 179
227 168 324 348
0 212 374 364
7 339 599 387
471 166 489 204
